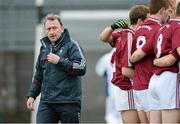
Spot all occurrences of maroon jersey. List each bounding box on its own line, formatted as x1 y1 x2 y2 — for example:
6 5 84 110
153 19 180 75
111 28 134 90
171 19 180 49
131 18 161 90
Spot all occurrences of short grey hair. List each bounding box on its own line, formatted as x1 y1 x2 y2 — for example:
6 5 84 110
43 13 63 26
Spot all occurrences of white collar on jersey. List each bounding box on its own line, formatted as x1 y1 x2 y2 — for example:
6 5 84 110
148 17 161 25
170 18 180 22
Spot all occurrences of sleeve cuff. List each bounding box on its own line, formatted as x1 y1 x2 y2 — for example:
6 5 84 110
170 49 179 59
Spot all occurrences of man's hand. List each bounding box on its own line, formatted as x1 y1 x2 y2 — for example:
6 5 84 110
153 54 177 67
26 97 35 111
47 53 60 64
111 19 128 30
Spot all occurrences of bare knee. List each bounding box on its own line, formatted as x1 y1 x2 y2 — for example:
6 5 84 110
121 110 140 123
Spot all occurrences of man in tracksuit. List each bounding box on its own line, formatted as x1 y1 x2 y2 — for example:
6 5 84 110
26 13 86 123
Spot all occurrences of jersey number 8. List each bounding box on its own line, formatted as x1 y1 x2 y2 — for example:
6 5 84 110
156 34 163 58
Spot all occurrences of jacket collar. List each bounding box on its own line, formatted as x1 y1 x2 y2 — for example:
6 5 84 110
40 29 71 52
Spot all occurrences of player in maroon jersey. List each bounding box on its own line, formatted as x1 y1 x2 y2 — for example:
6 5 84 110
149 1 180 123
100 5 149 123
152 1 180 67
130 0 170 123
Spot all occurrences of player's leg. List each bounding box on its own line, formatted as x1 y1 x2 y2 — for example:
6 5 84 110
149 110 161 123
159 71 180 123
148 74 162 123
121 110 140 123
137 110 150 123
114 88 140 123
134 90 150 123
146 110 150 121
162 109 180 123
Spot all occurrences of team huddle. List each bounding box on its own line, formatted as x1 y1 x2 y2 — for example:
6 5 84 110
100 0 180 123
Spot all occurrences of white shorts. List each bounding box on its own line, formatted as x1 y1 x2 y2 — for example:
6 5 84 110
113 86 136 111
148 71 180 110
134 89 150 112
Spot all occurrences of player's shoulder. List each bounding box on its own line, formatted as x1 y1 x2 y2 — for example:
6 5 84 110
138 18 161 32
113 29 133 39
170 19 180 24
169 19 180 30
124 28 135 35
113 28 124 34
138 24 153 31
134 25 149 37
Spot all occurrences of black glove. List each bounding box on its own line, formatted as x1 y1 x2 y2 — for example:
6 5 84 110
111 19 128 30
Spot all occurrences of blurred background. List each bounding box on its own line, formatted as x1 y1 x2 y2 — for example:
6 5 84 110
0 0 146 123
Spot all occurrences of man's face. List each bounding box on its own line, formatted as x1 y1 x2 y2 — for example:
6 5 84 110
45 19 64 43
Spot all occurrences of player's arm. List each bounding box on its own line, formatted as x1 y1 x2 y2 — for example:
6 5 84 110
121 67 134 79
130 48 146 63
99 19 128 43
153 54 177 67
99 26 114 43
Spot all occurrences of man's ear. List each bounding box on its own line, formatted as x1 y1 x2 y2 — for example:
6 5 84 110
159 7 165 15
60 25 64 32
137 19 144 25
